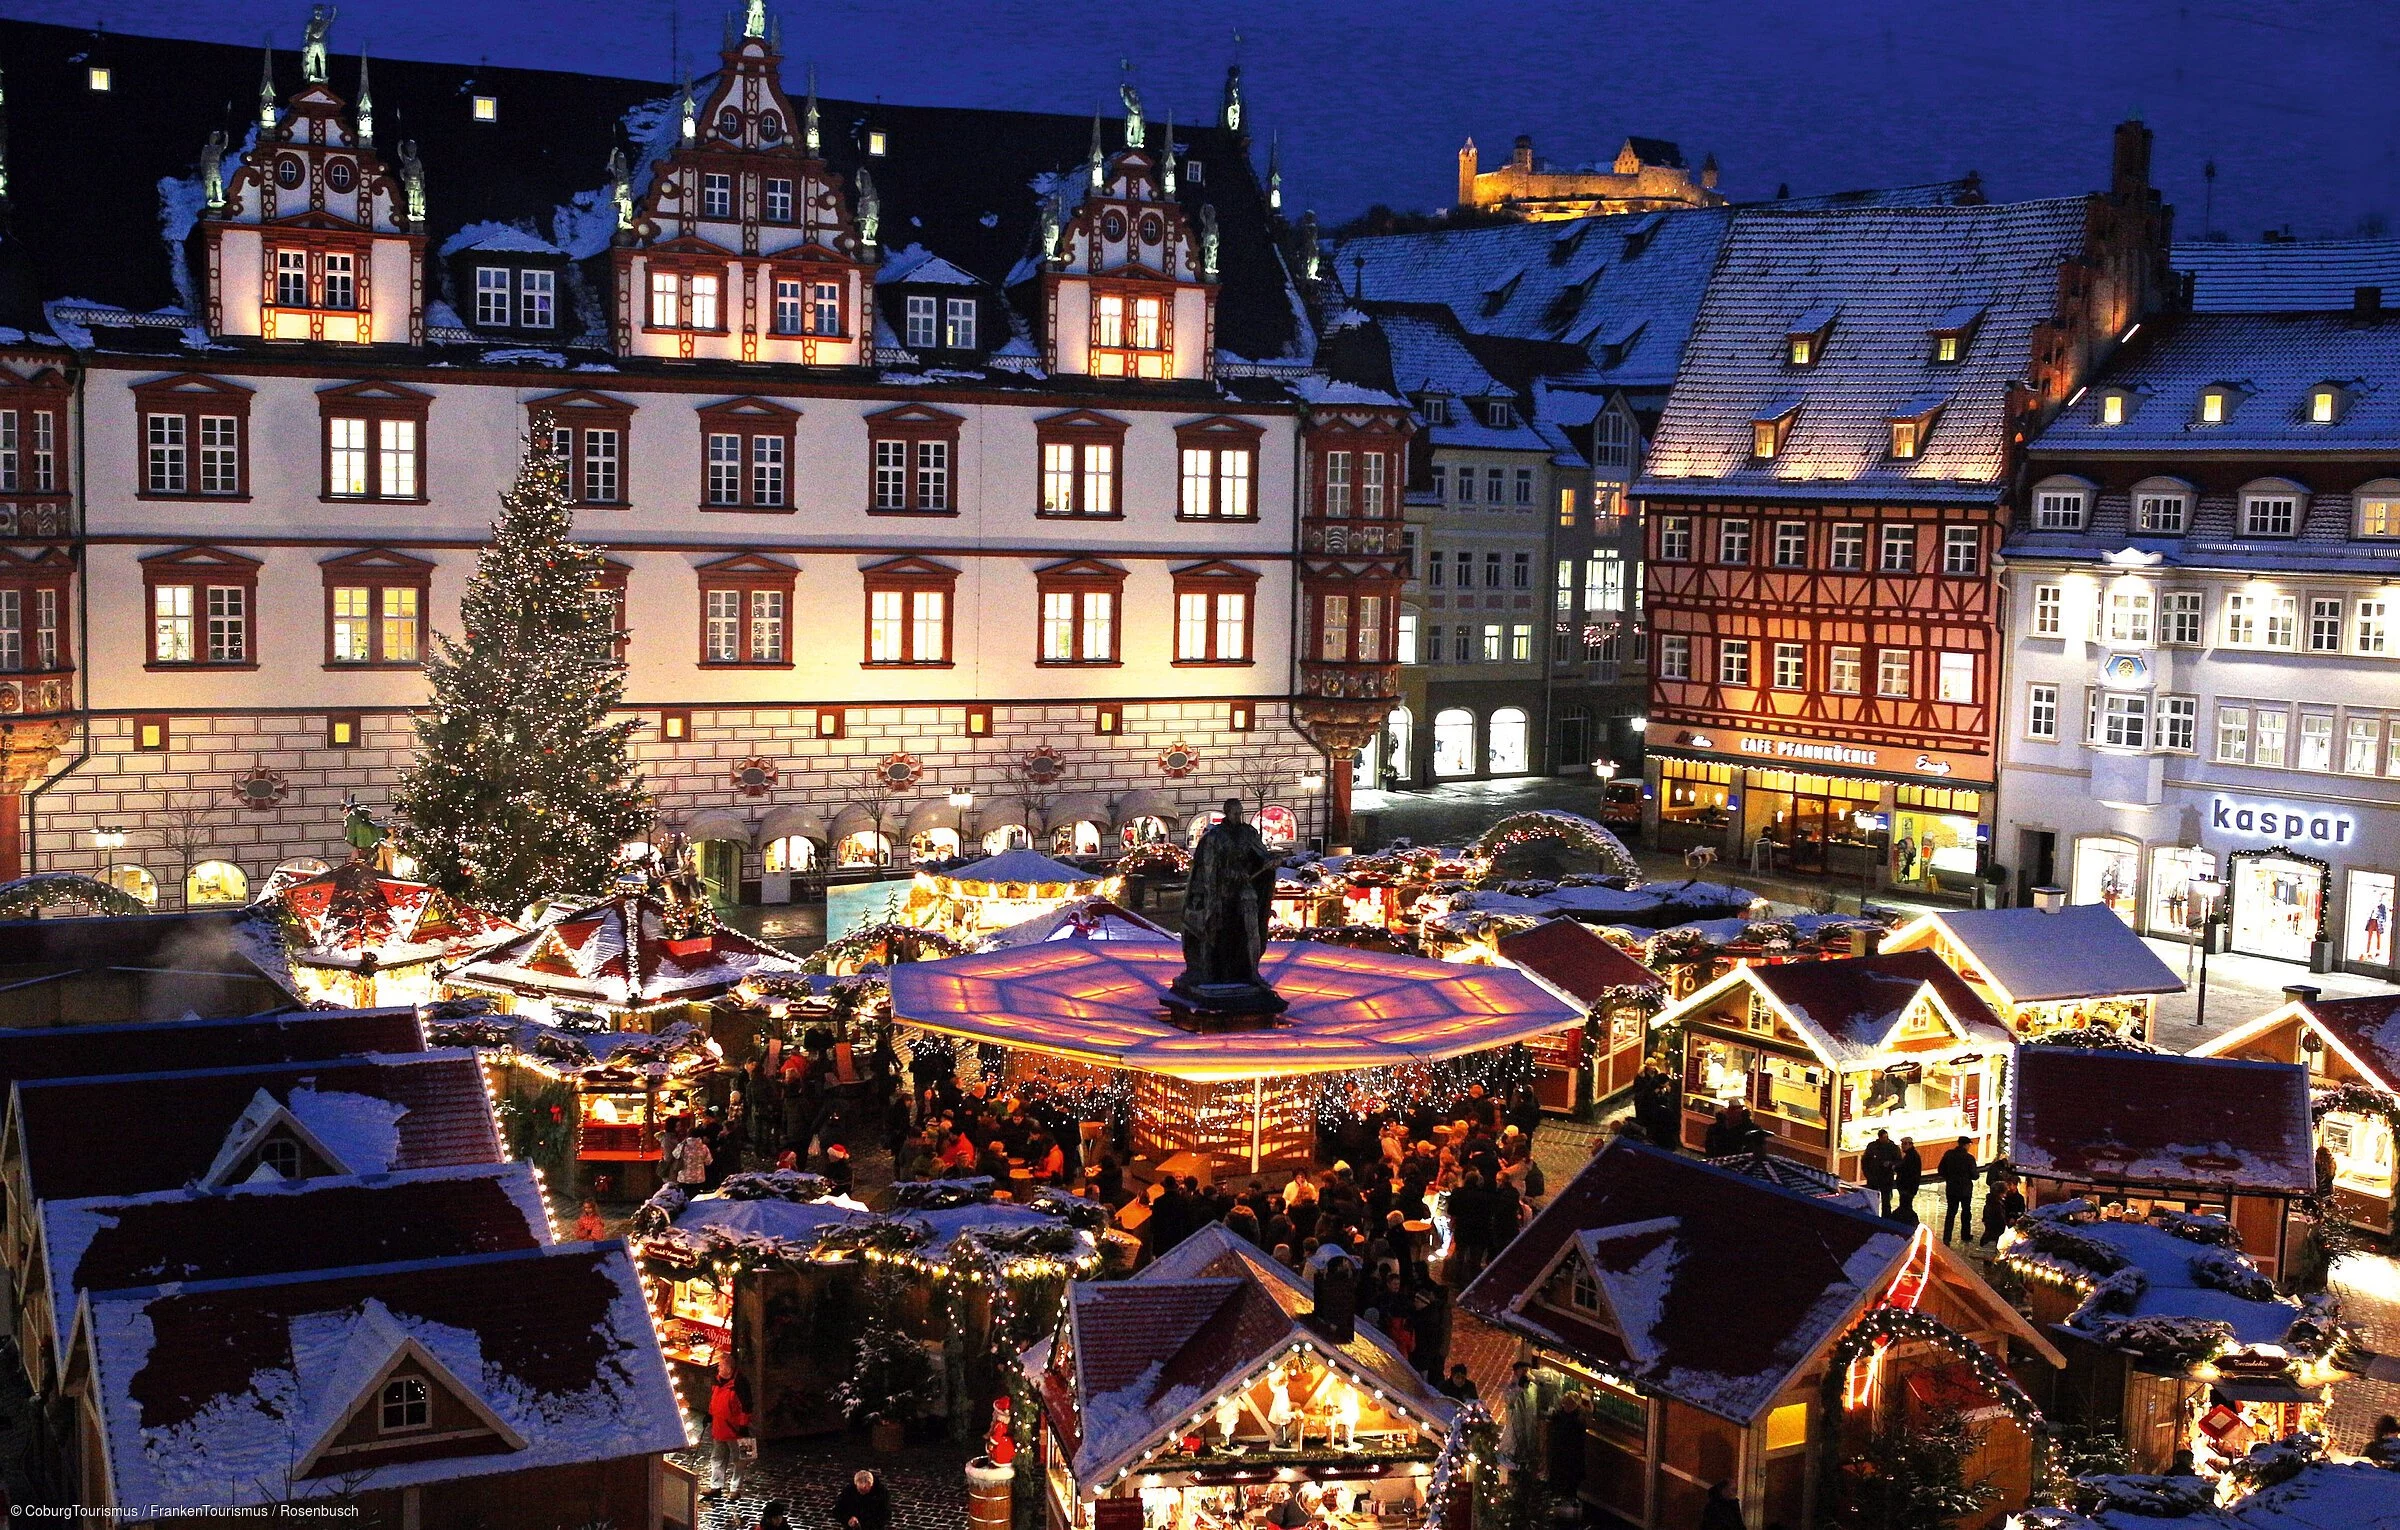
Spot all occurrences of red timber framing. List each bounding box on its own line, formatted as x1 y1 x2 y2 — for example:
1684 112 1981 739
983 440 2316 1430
1645 499 2000 786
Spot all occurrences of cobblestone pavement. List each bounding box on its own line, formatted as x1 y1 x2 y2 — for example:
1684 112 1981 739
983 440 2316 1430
675 1435 972 1530
2329 1252 2400 1453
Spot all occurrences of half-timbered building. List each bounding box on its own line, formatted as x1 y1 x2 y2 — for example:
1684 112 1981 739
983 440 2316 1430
0 12 1410 903
1636 125 2171 896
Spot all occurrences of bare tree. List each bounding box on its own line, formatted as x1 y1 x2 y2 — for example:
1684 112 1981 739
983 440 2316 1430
143 790 223 909
1002 745 1071 847
834 763 917 867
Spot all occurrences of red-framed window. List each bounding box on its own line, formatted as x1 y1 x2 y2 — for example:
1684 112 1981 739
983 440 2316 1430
963 704 993 738
865 404 963 515
1035 410 1127 518
1171 561 1259 665
325 713 363 749
644 257 730 332
0 371 68 499
133 374 254 501
699 397 801 511
132 714 169 752
321 549 434 668
593 555 631 659
1177 416 1263 521
1088 281 1172 378
0 548 71 675
318 381 432 503
768 264 849 337
862 556 958 667
1311 584 1398 664
141 546 262 669
528 391 635 507
1035 558 1126 666
697 553 798 667
1314 436 1402 520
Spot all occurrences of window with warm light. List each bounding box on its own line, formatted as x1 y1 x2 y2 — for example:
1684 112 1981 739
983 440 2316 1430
1717 639 1750 686
472 95 499 122
2200 389 2227 424
87 67 111 92
2100 392 2125 425
866 129 888 156
1877 649 1910 697
1889 418 1920 459
1751 419 1780 459
1828 646 1861 694
1937 651 1974 703
1787 335 1814 366
2311 386 2340 424
2354 480 2400 537
1772 642 1804 690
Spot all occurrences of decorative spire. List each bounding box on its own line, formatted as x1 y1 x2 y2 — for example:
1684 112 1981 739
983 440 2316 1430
1160 110 1176 197
259 43 278 132
679 72 696 142
1267 129 1282 213
804 64 820 153
1088 110 1105 192
355 52 374 142
1222 62 1243 137
300 4 334 86
742 0 768 42
1299 210 1320 283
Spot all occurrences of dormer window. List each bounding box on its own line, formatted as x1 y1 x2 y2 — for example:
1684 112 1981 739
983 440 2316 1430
1484 400 1515 429
87 67 111 92
2031 476 2091 531
2132 476 2192 534
2241 478 2306 537
1887 402 1942 461
471 95 498 123
905 295 937 349
1421 396 1450 425
1569 1259 1600 1312
2355 479 2400 539
1934 334 1960 362
257 1137 303 1179
1785 307 1835 367
1928 304 1982 363
1751 406 1798 461
1889 418 1921 459
379 1377 431 1434
945 298 977 350
867 129 888 156
2198 385 2238 425
2099 390 2128 426
2310 384 2345 424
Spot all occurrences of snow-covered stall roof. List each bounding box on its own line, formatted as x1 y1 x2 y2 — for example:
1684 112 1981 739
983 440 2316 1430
932 850 1104 890
2198 991 2400 1095
2017 1459 2400 1530
1493 918 1661 1009
2003 1202 2310 1352
1687 951 2010 1067
0 1007 425 1086
79 1242 686 1509
979 896 1172 950
39 1162 549 1372
12 1051 502 1203
2009 1049 2316 1196
1461 1139 2055 1424
445 892 806 1011
1038 1223 1449 1483
256 859 516 970
1883 905 2184 1004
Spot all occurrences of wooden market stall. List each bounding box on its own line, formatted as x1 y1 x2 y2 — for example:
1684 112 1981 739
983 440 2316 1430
252 855 516 1008
1488 918 1665 1111
2193 987 2400 1237
636 1172 1103 1440
899 851 1118 942
439 889 809 1032
1880 903 2185 1040
2007 1047 2316 1282
1458 1141 2059 1530
1659 951 2014 1180
1995 1199 2349 1476
1026 1222 1454 1530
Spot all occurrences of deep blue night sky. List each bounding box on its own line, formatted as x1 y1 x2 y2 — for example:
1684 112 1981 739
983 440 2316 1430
10 0 2395 240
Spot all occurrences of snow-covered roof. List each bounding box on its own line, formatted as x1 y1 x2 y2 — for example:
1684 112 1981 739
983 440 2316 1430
39 1163 550 1373
2197 991 2400 1096
1493 918 1661 1008
80 1243 686 1509
877 244 985 286
437 220 564 258
1641 198 2092 503
447 892 807 1009
1042 1223 1448 1483
979 896 1172 949
12 1050 502 1203
2020 1460 2400 1530
1882 904 2184 1004
2010 1049 2315 1195
2174 237 2400 314
1702 950 2010 1067
257 859 516 969
1463 1140 2049 1423
2029 311 2400 454
930 850 1104 890
2015 1205 2305 1350
0 1007 424 1084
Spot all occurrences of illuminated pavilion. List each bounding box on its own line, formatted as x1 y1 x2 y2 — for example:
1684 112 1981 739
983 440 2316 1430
885 940 1578 1173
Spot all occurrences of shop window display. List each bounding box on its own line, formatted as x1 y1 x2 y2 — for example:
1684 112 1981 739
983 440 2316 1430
2071 837 2141 924
2229 851 2327 965
2147 846 2215 937
2347 870 2395 969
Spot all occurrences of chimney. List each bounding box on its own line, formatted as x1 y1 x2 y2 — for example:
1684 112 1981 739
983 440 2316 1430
2111 119 2152 198
2284 984 2321 1008
1849 927 1880 958
2357 286 2383 319
1512 134 1534 174
2032 885 2067 913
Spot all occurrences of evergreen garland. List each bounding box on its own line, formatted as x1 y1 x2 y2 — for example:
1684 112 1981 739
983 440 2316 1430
393 417 651 913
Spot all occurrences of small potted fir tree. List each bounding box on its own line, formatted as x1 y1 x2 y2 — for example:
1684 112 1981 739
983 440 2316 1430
838 1302 935 1453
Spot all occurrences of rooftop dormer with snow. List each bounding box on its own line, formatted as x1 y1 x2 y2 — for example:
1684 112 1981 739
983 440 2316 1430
610 7 873 366
1034 101 1216 383
199 20 425 345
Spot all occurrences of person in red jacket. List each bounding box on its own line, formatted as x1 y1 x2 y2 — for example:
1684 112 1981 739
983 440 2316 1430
707 1356 750 1500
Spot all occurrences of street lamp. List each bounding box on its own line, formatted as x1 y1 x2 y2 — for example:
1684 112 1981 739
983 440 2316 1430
1853 807 1879 905
92 826 129 852
2186 871 2226 1031
1298 770 1326 851
948 788 974 852
1592 758 1618 785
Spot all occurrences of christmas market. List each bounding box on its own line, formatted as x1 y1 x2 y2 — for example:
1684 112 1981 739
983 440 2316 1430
250 849 517 1008
1879 903 2186 1040
900 852 1124 942
439 887 810 1027
2193 988 2400 1237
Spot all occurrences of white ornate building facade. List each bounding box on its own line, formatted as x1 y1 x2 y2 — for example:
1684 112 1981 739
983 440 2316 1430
0 13 1409 907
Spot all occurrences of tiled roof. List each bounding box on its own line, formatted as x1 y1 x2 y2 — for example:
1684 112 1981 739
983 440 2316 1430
2009 1048 2315 1195
1884 905 2185 1003
1460 1140 1911 1424
0 1008 424 1085
1743 951 2009 1066
39 1163 549 1366
2174 238 2400 314
1328 183 1979 392
1641 198 2092 503
84 1243 686 1508
0 17 1300 364
1494 918 1662 1007
14 1051 501 1202
2029 311 2400 454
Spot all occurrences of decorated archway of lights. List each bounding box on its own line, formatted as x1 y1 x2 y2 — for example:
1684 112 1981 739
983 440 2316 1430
885 940 1578 1173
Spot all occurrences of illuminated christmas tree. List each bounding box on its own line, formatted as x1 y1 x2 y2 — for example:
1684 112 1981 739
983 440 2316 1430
394 419 650 913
